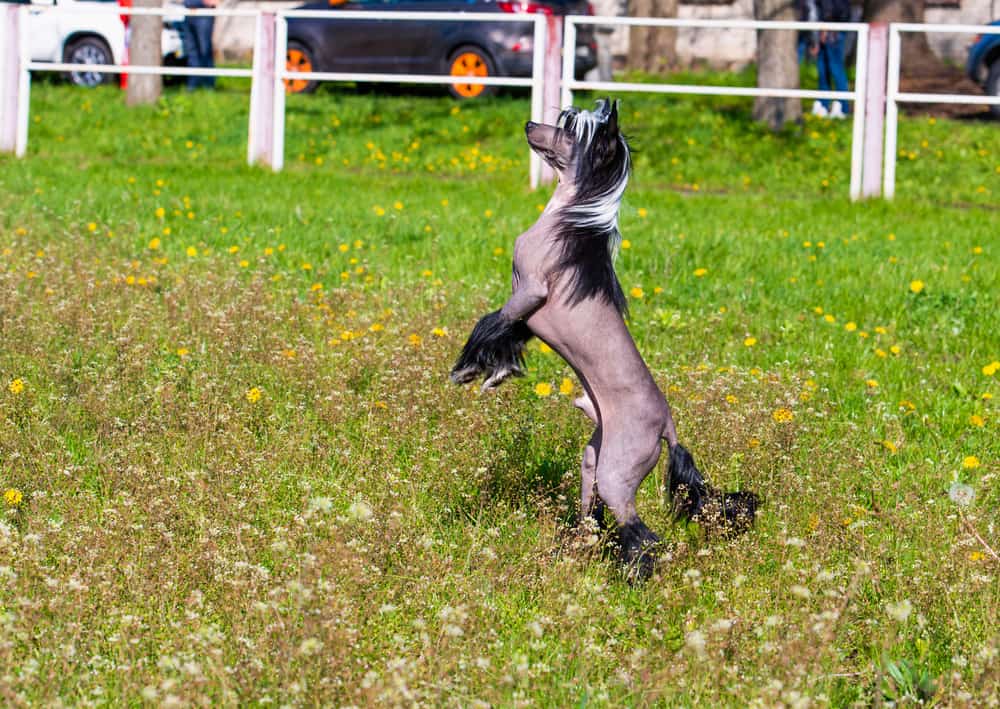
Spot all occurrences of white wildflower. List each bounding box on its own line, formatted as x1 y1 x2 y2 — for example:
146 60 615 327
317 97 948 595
885 599 913 623
948 483 975 508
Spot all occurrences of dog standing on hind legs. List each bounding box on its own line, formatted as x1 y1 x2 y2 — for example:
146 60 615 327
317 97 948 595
451 99 758 580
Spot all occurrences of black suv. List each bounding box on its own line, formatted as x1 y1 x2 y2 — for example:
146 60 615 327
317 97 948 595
285 0 597 97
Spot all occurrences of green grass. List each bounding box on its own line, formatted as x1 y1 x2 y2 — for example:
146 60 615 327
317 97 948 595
0 80 998 706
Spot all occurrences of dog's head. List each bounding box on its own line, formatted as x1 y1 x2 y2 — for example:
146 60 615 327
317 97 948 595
525 98 628 190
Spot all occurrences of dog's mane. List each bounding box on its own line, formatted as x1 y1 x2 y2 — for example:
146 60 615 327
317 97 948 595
552 104 631 316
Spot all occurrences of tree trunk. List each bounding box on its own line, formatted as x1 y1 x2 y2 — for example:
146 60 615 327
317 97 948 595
752 0 801 129
126 0 162 106
627 0 679 73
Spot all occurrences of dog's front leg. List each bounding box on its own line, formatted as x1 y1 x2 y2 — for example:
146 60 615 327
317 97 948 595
450 277 548 389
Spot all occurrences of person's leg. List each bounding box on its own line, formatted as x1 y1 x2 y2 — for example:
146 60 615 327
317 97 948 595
180 20 201 90
190 17 215 89
816 42 831 110
829 31 849 115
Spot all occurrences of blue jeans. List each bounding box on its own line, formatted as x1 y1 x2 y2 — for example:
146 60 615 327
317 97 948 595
817 31 849 111
181 16 215 89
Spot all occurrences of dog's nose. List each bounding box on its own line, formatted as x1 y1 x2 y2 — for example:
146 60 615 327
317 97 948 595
525 121 537 134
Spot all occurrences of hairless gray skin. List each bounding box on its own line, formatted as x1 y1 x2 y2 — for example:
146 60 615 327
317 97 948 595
451 101 755 579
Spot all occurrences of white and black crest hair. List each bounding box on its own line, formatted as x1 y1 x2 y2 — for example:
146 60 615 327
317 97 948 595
554 98 631 315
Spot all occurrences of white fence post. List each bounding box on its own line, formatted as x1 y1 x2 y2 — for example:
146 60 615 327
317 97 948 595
848 24 868 201
529 15 545 189
1 5 29 157
862 22 888 198
247 11 276 167
539 14 562 186
882 24 901 199
270 14 287 172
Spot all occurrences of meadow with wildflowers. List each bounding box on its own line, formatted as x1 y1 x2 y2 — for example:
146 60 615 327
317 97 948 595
0 81 998 706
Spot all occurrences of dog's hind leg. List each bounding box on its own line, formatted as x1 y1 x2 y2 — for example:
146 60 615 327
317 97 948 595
580 428 607 530
595 430 663 582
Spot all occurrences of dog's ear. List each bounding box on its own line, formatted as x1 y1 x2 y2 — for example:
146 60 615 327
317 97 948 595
606 100 619 136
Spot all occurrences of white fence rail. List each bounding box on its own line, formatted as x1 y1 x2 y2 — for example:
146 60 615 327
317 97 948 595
1 7 998 201
883 22 1000 199
563 16 871 200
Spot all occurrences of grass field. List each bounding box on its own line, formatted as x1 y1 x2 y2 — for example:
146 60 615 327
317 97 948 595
1 80 998 706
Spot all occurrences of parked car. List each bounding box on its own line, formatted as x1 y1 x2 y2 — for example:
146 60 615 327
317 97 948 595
966 20 1000 118
19 0 185 87
284 0 598 98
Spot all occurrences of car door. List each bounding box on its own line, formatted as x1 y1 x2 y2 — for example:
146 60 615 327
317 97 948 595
27 0 63 62
321 0 441 74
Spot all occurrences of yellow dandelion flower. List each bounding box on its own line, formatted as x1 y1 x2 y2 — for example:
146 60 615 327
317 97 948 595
394 201 404 210
813 306 824 315
186 246 198 257
969 551 985 561
824 314 836 323
748 438 760 448
3 488 23 507
890 345 901 355
177 348 189 357
630 286 644 299
693 268 708 277
969 414 984 427
982 361 1000 376
246 387 262 404
239 260 249 268
772 408 794 423
726 394 738 404
621 240 631 250
844 322 857 332
983 393 993 400
637 208 648 218
909 280 925 294
228 245 239 254
408 333 422 347
534 382 552 397
743 337 757 347
962 456 980 469
9 378 25 395
882 440 897 454
866 379 879 388
148 238 161 250
369 323 384 333
311 283 323 291
431 327 446 337
282 349 296 359
374 206 386 216
559 378 574 396
539 342 552 354
87 222 97 232
421 269 433 278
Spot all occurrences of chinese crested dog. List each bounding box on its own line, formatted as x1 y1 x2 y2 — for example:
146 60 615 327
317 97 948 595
451 99 757 580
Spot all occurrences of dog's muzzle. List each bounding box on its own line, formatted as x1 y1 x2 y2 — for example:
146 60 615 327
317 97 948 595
525 121 537 135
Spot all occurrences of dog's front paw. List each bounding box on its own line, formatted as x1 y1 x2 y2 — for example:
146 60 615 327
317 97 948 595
450 365 482 385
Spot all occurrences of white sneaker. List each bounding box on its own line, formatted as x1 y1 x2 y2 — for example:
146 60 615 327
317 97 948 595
829 101 846 119
811 101 828 118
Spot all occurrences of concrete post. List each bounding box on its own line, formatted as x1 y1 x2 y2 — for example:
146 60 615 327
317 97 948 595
862 23 888 199
539 15 562 186
247 11 276 167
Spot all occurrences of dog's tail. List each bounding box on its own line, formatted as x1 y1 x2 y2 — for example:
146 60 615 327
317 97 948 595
667 443 758 535
450 310 534 388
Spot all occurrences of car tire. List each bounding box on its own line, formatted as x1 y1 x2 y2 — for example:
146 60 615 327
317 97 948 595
285 41 318 95
446 45 497 100
987 60 1000 119
63 36 114 88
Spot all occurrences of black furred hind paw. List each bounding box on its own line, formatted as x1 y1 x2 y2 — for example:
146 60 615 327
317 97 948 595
667 443 759 536
667 443 709 521
619 519 660 584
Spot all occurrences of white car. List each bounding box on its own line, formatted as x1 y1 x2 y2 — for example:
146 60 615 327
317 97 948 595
25 0 186 87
